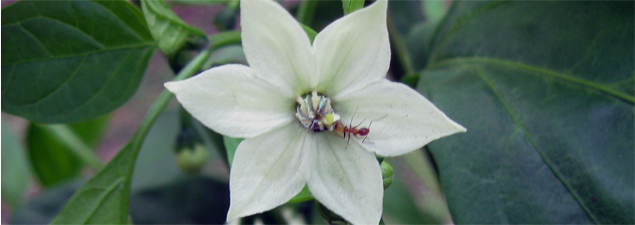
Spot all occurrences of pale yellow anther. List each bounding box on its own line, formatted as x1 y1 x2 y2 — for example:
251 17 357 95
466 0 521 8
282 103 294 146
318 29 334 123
311 91 320 112
296 96 304 105
294 91 342 132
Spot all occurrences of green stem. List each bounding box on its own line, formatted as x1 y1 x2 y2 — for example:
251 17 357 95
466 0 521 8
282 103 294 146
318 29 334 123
36 124 105 171
297 0 318 26
129 31 242 152
121 31 242 216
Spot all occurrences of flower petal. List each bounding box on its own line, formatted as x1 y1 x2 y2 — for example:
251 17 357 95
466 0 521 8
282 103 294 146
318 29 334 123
308 134 383 225
333 79 467 157
313 0 390 96
227 124 313 222
164 64 294 138
241 0 314 96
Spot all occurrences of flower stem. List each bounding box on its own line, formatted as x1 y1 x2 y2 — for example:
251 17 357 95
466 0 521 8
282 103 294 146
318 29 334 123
133 31 241 147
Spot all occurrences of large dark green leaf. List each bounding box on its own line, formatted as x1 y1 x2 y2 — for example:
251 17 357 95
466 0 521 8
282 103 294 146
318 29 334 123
49 40 219 224
418 1 634 223
27 116 109 188
1 0 156 123
141 0 207 58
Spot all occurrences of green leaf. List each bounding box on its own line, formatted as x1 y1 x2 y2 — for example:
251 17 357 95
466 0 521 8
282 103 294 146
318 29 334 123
400 0 449 71
1 0 156 124
421 0 446 24
49 142 135 224
50 44 216 225
287 186 314 203
172 0 226 6
141 0 207 58
388 0 424 36
341 0 364 15
418 1 634 223
300 23 317 44
222 136 242 167
1 124 32 207
27 116 109 188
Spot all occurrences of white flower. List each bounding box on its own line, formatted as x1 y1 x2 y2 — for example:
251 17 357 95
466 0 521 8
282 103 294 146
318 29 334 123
164 0 466 224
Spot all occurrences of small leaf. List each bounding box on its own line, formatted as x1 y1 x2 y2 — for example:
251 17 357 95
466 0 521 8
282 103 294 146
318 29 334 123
419 1 633 223
27 116 109 188
141 0 207 58
1 0 156 123
287 186 314 203
341 0 364 15
1 124 32 207
222 136 243 167
300 23 317 44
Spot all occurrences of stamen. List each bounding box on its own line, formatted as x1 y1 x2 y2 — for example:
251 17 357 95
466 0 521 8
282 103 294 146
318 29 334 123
295 91 341 132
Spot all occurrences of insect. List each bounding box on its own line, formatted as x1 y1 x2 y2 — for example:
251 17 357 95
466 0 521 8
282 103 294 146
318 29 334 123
332 109 386 149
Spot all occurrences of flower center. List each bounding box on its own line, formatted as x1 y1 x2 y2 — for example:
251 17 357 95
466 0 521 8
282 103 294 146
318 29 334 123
295 91 341 132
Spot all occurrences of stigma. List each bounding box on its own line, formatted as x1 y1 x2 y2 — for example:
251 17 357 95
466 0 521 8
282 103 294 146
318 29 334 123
295 91 341 132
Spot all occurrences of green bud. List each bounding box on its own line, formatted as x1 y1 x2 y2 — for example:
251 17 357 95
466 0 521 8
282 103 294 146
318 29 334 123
176 144 209 174
381 161 394 189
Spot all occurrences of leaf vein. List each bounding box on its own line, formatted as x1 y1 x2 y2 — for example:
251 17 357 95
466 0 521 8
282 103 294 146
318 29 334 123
427 57 635 104
474 68 601 224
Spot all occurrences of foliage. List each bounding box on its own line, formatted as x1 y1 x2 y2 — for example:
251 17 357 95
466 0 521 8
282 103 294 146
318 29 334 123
2 0 632 224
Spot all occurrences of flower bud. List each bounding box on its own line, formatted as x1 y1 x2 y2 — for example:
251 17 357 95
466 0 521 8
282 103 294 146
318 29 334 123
176 143 209 174
381 161 393 189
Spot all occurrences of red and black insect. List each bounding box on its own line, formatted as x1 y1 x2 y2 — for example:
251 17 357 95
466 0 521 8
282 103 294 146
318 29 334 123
332 109 386 149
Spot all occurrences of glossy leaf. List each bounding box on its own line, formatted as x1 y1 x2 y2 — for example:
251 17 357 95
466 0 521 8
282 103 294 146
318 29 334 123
141 0 207 58
1 123 32 207
49 43 216 225
27 116 109 188
1 0 156 123
419 1 634 223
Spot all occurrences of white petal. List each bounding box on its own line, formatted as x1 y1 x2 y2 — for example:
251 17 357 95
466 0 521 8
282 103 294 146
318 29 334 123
313 0 390 96
241 0 314 96
164 64 294 138
308 134 383 225
226 124 313 222
333 79 467 157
